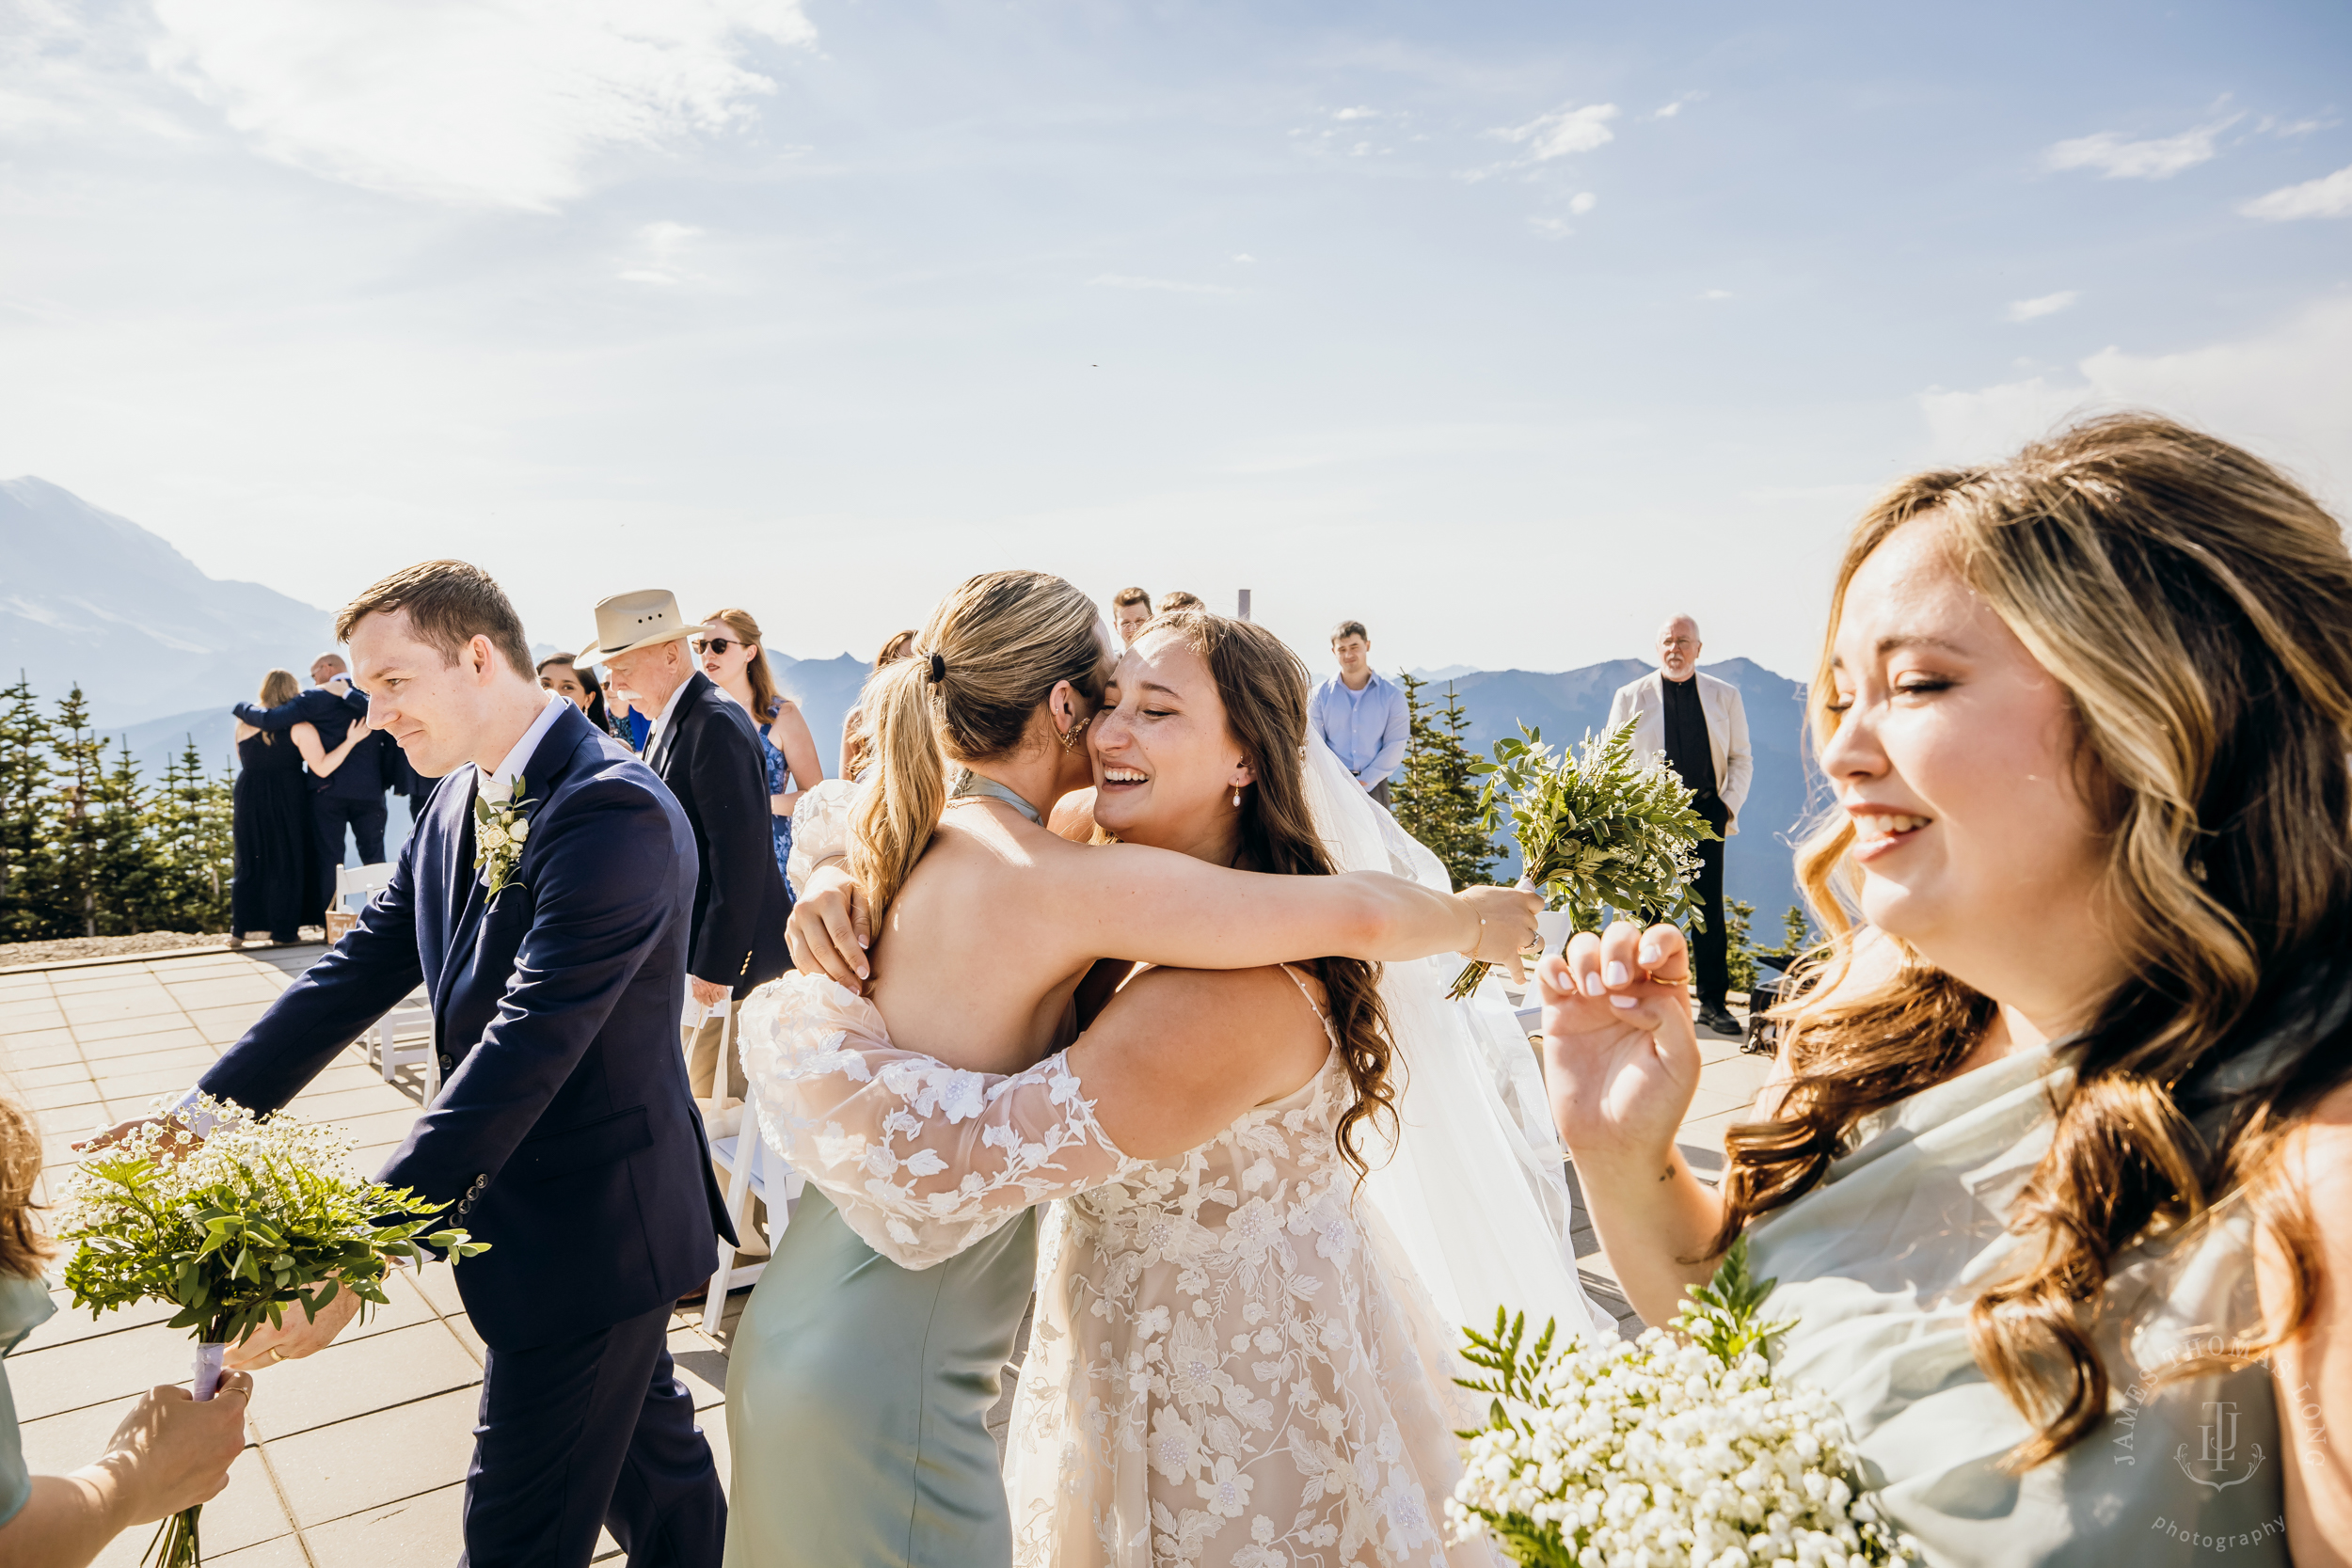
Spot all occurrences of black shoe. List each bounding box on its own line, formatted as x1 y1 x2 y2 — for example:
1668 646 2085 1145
1695 1005 1740 1036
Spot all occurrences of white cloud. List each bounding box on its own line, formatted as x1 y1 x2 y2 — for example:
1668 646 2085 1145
1529 215 1572 239
618 220 704 286
1919 294 2352 508
2242 164 2352 220
2043 116 2238 180
145 0 817 212
1087 275 1234 295
1232 253 1255 263
2006 290 2079 323
1568 191 1597 215
1652 91 1704 120
1332 105 1376 121
1698 289 1731 301
1489 102 1618 163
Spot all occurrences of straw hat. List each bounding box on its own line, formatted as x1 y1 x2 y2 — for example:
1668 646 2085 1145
576 589 695 668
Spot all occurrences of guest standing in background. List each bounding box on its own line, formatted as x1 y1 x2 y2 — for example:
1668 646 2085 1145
697 609 825 891
536 654 615 738
1604 614 1752 1035
1109 585 1153 651
1156 589 1203 612
228 668 366 948
231 652 383 914
837 628 916 782
584 591 789 1114
1307 619 1409 807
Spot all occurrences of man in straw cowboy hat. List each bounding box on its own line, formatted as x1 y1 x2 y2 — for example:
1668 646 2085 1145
95 561 737 1566
580 590 790 1131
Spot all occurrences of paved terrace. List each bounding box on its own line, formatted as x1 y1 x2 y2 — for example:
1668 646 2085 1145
0 946 1767 1566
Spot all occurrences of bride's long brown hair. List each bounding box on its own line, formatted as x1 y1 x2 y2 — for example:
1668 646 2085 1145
1716 413 2352 1467
1146 610 1400 1180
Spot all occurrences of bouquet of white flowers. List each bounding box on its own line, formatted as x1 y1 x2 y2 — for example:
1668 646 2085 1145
61 1095 488 1567
1447 1240 1915 1568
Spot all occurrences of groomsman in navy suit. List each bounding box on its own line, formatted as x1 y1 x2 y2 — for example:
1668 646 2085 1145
143 562 732 1566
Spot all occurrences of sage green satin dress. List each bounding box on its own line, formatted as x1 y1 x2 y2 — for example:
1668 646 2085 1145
1748 1045 2287 1566
722 1190 1037 1568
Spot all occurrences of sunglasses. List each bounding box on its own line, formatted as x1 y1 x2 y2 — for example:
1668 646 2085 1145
691 637 742 656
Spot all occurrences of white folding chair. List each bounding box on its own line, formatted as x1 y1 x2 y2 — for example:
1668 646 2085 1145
704 1088 805 1334
338 864 437 1091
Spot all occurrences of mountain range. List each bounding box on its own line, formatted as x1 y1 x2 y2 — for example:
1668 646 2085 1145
7 478 1817 917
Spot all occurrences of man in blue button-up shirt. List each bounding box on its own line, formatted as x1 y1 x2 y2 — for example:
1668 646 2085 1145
1308 619 1410 807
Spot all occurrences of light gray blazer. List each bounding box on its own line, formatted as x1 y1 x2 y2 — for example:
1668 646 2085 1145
1603 670 1754 835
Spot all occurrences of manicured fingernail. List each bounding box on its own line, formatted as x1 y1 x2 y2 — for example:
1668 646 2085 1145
858 935 870 950
1610 994 1640 1009
1581 972 1606 997
1604 961 1629 988
1637 938 1664 966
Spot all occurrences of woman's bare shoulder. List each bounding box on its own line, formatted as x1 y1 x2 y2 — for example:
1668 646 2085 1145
1104 964 1328 1043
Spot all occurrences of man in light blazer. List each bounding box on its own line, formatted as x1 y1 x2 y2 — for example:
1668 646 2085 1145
1605 614 1753 1035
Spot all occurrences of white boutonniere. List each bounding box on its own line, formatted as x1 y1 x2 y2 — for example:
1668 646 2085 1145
474 773 537 904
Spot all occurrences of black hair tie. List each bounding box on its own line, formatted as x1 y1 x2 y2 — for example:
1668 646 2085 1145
928 651 947 684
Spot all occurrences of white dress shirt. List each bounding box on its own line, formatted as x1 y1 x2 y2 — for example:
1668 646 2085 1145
641 674 696 774
484 692 569 798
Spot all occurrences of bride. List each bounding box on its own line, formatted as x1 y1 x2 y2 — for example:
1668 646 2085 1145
720 573 1559 1568
737 599 1605 1565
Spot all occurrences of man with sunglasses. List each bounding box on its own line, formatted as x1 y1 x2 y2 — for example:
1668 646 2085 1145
580 591 789 1128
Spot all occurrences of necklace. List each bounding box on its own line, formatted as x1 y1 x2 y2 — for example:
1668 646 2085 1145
949 769 1043 827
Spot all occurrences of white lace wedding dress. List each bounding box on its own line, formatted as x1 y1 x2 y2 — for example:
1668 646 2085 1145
741 966 1490 1568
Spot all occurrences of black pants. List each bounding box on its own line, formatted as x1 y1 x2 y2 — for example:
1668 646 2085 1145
1367 778 1393 809
311 793 388 915
1688 798 1730 1009
462 1302 725 1568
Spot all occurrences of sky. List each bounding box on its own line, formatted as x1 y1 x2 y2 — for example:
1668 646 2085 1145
3 0 2347 681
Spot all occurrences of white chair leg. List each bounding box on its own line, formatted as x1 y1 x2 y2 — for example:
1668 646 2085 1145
705 1109 757 1335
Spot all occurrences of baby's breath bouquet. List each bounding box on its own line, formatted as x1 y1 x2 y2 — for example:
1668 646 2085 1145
61 1095 487 1566
1447 1241 1915 1568
1448 720 1717 1000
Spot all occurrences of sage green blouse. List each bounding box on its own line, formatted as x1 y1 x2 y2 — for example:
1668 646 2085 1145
0 1274 56 1529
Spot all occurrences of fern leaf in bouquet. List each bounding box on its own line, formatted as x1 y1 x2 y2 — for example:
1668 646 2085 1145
1447 718 1717 1000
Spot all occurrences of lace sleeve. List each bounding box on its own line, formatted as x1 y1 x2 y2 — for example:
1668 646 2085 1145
785 778 862 897
738 972 1135 1269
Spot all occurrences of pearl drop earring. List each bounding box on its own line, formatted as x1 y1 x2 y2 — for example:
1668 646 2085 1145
1231 787 1242 807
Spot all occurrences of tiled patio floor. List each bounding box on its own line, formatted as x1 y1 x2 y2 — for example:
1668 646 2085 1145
0 945 1767 1565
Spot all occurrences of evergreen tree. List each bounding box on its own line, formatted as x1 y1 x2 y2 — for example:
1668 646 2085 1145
91 739 168 935
1391 672 1499 889
1723 897 1759 996
0 673 55 942
43 687 108 940
145 738 233 934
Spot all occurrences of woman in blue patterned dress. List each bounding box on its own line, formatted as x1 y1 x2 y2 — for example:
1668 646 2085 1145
699 608 825 891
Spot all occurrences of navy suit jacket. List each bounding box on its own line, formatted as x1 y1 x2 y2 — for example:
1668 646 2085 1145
651 673 790 998
201 701 735 1350
233 686 384 801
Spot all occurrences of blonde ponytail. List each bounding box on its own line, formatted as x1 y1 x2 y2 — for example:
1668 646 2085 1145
850 656 950 921
846 570 1107 926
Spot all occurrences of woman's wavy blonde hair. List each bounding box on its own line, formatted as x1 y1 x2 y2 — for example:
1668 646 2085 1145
1718 412 2352 1466
850 571 1107 921
0 1089 56 1278
253 669 300 746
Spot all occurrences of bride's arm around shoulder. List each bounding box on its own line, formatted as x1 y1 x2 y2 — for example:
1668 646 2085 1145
2265 1082 2352 1566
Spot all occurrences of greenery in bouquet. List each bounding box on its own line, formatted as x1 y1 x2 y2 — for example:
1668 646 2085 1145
59 1094 487 1565
1449 719 1717 1000
1447 1240 1915 1568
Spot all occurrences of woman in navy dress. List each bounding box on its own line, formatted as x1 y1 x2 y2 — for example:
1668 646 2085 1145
697 608 825 891
229 668 365 948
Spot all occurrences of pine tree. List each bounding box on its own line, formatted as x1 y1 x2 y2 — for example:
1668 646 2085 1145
146 738 233 934
43 687 108 940
92 739 171 936
1391 672 1499 889
0 673 56 942
1723 898 1759 996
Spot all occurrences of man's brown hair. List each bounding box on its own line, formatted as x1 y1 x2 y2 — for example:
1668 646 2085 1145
335 560 532 677
1331 619 1369 643
1157 590 1203 612
1110 586 1152 610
